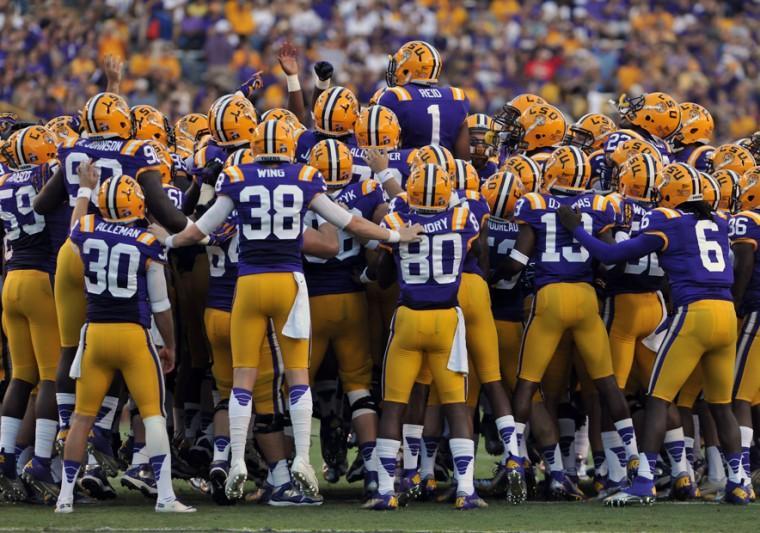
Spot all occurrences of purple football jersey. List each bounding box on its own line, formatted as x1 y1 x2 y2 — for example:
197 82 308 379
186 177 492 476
0 165 57 273
205 215 239 312
295 130 358 165
642 208 732 306
193 138 228 171
673 144 714 172
215 162 326 276
348 147 414 186
70 214 166 327
514 191 616 289
382 205 479 310
378 84 469 150
605 198 665 295
487 217 525 322
457 190 489 276
304 180 385 296
163 183 184 210
58 137 164 210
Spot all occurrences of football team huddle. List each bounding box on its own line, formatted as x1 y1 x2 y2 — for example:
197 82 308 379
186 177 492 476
0 38 759 515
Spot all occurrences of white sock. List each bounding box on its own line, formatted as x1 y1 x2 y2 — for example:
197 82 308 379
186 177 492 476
613 418 639 460
664 427 688 475
495 415 518 461
228 388 252 465
144 416 175 504
402 424 423 474
740 425 753 480
515 422 527 459
58 460 80 505
542 443 564 474
684 436 695 479
95 395 119 431
56 393 76 429
692 414 702 457
34 418 58 459
270 459 290 487
0 416 22 453
419 437 439 479
558 417 576 475
601 431 626 483
450 437 475 495
706 445 726 482
376 438 400 495
213 435 231 463
288 385 313 459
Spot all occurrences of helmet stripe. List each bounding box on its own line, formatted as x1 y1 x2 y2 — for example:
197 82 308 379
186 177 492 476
454 160 464 189
424 165 435 207
214 95 234 143
107 176 121 220
494 173 511 219
432 145 445 166
322 87 343 133
87 93 104 134
569 146 584 188
369 105 381 147
327 139 338 181
14 128 27 166
266 120 276 154
419 41 441 81
644 155 655 199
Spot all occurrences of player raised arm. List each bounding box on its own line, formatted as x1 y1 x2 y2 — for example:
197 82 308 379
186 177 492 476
69 159 99 228
278 41 307 124
103 54 124 95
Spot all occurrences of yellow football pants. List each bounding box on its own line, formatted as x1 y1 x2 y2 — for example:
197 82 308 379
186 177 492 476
54 240 86 348
734 310 760 403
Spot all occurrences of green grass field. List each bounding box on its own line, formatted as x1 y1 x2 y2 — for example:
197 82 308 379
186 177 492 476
1 431 758 532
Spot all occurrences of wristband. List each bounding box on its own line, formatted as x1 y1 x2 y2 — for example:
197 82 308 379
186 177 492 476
315 77 330 90
376 168 395 184
385 229 400 243
165 235 175 249
77 187 92 199
286 75 301 92
509 248 529 265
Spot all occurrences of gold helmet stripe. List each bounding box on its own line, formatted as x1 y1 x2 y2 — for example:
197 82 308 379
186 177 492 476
106 175 121 220
14 127 27 166
86 92 105 134
322 87 343 133
369 105 381 147
265 120 276 154
569 146 585 189
494 172 512 219
424 164 437 207
213 95 234 144
327 139 339 181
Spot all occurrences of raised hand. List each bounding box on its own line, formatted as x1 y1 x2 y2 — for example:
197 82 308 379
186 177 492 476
365 148 389 173
278 41 299 76
77 159 99 189
103 54 123 92
237 70 264 98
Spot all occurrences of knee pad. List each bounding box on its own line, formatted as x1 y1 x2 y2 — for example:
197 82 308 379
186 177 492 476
214 398 229 414
348 391 377 420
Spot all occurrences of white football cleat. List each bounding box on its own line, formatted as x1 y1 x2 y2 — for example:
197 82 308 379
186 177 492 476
155 499 196 513
54 500 74 514
291 455 320 496
225 459 248 500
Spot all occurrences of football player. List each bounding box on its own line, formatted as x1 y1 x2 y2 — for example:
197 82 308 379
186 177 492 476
379 41 470 157
368 163 484 510
612 92 680 162
560 163 750 505
354 105 415 191
492 94 546 162
0 126 61 502
671 103 714 171
508 104 567 164
495 145 641 498
305 139 386 494
294 86 359 164
150 119 421 501
465 114 499 180
55 161 194 513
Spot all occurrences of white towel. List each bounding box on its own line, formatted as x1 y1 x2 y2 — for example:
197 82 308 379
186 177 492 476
642 291 668 352
447 307 468 374
68 324 88 379
282 272 311 339
149 316 165 347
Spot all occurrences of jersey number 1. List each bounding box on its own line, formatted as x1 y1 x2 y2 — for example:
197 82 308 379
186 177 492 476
427 105 440 145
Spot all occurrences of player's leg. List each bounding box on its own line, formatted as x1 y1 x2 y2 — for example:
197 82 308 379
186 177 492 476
733 310 760 490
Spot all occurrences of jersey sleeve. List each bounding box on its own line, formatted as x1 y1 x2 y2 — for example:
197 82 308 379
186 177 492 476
590 195 617 236
513 193 544 227
379 212 406 253
361 179 385 212
449 87 471 116
215 166 243 198
137 232 168 265
451 206 479 250
131 141 164 179
731 212 760 250
640 208 675 251
69 214 96 247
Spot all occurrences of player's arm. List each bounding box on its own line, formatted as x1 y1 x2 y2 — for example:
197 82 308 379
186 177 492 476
68 159 98 228
181 179 200 216
150 195 234 248
235 71 263 104
557 205 663 262
732 242 755 311
147 260 175 373
32 167 67 214
103 54 123 94
310 193 421 243
490 223 534 284
311 61 333 111
278 41 307 124
303 221 340 259
365 149 404 198
137 170 190 232
453 121 471 160
476 224 490 275
375 248 397 289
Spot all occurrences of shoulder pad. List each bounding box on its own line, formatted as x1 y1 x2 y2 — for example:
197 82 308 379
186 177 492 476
223 165 245 184
737 210 760 225
121 139 147 156
137 232 157 246
592 194 610 212
361 179 379 195
298 165 319 182
522 192 547 210
384 87 412 102
450 87 467 101
383 212 405 230
650 207 681 219
194 146 208 168
80 214 96 233
451 206 471 231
